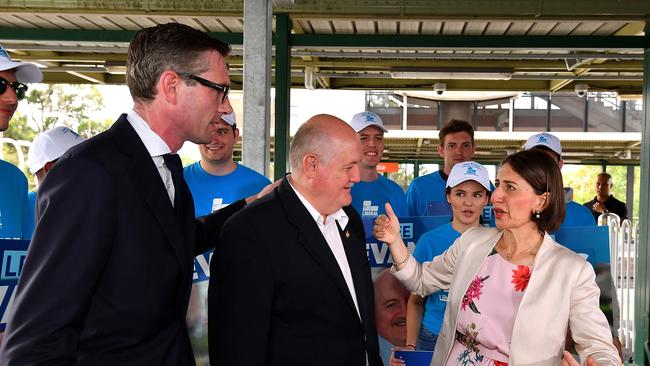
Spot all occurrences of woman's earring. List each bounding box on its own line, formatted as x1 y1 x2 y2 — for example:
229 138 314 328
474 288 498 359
534 210 541 219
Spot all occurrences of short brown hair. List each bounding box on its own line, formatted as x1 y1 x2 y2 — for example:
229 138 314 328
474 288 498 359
502 149 565 232
439 119 474 146
126 22 231 101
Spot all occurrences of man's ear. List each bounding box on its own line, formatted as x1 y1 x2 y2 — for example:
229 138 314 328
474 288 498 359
234 127 240 140
437 144 444 159
302 153 318 178
158 70 181 104
43 161 56 174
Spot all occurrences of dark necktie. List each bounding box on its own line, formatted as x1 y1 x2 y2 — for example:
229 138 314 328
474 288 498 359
163 153 184 217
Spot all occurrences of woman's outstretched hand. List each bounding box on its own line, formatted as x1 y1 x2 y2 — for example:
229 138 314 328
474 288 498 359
374 203 402 245
560 351 601 366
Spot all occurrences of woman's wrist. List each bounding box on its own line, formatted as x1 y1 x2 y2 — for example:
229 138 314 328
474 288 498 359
405 344 416 350
392 249 410 269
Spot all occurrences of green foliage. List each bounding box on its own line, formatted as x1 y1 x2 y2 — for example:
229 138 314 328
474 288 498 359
77 118 114 139
3 114 37 142
1 84 110 191
563 164 640 221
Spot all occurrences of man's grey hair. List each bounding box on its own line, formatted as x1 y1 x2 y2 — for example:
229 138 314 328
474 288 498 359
289 122 336 172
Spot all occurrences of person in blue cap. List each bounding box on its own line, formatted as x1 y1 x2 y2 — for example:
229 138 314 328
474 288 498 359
406 161 491 354
348 111 408 219
0 44 42 240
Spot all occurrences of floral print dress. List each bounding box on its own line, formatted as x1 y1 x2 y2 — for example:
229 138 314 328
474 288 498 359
445 248 532 366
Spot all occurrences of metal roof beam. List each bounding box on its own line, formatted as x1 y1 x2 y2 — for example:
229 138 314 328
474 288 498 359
2 28 646 51
0 27 243 45
290 34 648 50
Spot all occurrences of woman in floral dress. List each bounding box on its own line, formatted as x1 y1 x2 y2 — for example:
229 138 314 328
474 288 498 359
376 149 620 366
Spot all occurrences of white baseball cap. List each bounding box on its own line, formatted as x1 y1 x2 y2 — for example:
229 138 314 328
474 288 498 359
349 111 388 133
446 161 491 191
221 112 236 127
0 45 43 83
27 126 86 174
524 132 562 157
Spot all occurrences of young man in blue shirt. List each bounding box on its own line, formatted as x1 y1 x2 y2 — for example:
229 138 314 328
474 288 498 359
183 112 270 216
0 44 42 239
406 119 476 216
349 111 408 218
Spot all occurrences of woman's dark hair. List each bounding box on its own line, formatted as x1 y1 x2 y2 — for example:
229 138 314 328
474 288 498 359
501 149 566 232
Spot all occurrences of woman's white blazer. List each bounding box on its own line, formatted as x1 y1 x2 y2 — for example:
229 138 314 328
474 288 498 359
392 226 620 366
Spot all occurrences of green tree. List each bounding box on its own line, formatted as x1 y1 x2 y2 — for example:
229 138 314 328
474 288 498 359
1 84 110 190
564 164 640 221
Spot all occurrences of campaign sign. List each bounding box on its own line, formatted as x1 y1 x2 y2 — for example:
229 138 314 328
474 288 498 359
362 216 451 267
0 239 29 331
552 226 610 266
394 350 434 366
193 250 212 283
426 201 452 216
428 202 494 224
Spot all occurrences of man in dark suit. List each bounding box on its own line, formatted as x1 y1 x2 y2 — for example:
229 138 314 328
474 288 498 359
1 23 270 365
209 114 383 366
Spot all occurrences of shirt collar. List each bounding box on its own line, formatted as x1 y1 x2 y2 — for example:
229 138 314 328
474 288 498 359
288 179 349 229
126 109 172 158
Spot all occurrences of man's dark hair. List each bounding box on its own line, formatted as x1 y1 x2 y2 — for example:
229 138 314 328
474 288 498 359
598 172 613 182
501 149 566 232
439 119 475 146
126 22 231 101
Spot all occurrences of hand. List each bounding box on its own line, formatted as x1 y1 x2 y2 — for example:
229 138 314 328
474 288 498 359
245 178 283 204
592 202 606 214
560 351 601 366
389 345 408 366
612 336 623 361
374 203 401 245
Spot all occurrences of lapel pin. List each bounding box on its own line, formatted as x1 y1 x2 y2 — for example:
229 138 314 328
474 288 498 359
345 231 350 238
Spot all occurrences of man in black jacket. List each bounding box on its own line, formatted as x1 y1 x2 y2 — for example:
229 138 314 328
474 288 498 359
209 114 383 366
584 172 628 221
1 23 271 365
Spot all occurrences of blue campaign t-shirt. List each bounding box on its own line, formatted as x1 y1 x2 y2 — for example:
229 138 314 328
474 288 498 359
406 171 448 217
413 222 460 336
26 191 37 239
351 175 408 218
183 162 271 217
0 159 30 239
559 200 596 229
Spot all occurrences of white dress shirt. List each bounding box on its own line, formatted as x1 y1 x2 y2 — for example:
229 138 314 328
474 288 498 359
126 109 175 205
289 181 361 320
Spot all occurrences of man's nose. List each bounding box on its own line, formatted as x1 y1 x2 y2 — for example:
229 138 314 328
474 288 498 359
219 95 234 114
350 165 361 183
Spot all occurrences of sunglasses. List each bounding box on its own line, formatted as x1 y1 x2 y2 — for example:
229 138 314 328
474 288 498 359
0 76 28 101
179 72 230 103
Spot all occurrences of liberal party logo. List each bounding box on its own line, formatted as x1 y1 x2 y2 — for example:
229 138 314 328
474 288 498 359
537 135 549 144
364 113 376 123
0 46 10 59
465 165 478 176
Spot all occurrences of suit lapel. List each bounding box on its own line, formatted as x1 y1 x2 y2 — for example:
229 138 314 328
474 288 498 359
111 115 190 277
278 179 360 320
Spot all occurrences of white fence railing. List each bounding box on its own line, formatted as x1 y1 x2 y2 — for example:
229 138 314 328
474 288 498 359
602 213 637 361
